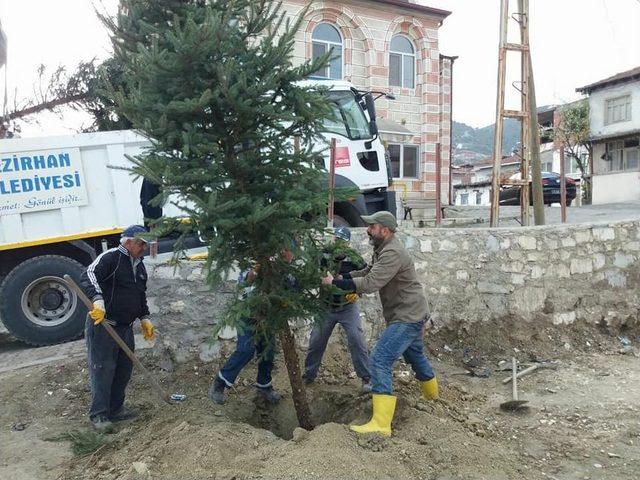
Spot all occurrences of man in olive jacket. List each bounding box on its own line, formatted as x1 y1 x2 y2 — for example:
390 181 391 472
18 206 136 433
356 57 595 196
322 211 438 436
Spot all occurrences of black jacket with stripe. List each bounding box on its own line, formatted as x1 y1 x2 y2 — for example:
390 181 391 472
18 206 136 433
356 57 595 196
80 245 150 326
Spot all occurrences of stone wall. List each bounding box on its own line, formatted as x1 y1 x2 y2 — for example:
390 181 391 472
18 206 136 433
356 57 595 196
388 220 639 329
146 219 640 362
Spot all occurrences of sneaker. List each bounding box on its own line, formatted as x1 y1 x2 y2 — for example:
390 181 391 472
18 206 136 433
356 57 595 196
91 415 114 433
256 386 282 405
208 376 227 405
109 406 139 422
361 379 373 394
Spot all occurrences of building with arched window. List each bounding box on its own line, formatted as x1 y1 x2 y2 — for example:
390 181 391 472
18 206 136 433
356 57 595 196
311 23 344 80
389 35 415 89
278 0 455 216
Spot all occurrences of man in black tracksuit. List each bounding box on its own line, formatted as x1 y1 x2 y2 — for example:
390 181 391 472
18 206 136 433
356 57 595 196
80 225 155 432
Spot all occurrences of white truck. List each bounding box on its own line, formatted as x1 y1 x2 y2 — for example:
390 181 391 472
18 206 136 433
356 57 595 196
0 80 395 345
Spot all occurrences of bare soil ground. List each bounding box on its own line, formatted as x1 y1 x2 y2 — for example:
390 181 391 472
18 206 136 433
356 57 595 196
1 323 639 480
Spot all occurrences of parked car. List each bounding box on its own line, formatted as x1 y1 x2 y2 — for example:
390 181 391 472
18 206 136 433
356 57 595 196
499 172 577 206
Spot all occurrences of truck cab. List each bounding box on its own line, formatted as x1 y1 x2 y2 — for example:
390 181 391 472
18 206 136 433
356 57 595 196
308 80 396 226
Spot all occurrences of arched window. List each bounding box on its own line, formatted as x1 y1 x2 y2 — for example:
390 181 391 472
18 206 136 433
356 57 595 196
312 23 343 80
389 35 415 88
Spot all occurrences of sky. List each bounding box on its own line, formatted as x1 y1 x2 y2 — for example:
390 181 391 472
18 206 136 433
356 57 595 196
1 0 639 136
423 0 640 126
0 0 118 136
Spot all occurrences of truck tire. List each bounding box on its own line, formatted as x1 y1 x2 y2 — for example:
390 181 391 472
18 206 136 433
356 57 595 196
0 255 87 346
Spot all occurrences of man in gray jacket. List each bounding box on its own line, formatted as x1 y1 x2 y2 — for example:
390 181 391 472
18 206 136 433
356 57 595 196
322 211 438 436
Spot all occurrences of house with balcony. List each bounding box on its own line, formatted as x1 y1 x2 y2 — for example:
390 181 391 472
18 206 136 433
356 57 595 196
280 0 454 216
576 66 640 204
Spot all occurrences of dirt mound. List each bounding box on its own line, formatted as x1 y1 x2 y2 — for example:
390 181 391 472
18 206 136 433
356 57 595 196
50 353 538 480
65 384 527 480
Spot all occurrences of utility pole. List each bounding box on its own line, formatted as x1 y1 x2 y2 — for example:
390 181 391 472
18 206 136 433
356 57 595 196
490 0 540 227
521 0 545 225
489 0 510 227
518 0 531 227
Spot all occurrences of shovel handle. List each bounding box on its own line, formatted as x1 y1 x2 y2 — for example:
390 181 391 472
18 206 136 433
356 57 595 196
502 364 540 384
63 274 172 404
511 357 518 401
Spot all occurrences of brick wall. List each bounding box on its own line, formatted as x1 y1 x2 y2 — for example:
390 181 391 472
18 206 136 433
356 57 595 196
279 0 453 208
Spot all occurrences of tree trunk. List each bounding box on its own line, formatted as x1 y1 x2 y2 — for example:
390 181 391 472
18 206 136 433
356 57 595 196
278 322 314 430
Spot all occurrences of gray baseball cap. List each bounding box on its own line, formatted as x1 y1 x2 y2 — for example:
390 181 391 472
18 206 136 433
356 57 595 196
361 211 397 231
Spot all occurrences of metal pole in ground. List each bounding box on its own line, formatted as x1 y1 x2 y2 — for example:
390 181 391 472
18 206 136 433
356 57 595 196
327 138 336 228
528 59 545 225
560 142 567 223
435 142 442 226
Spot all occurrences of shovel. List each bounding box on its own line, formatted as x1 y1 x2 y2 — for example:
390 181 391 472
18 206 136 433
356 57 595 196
500 357 529 412
64 274 174 405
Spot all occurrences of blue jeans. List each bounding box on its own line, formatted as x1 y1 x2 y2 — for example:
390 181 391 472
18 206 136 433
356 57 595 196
369 320 434 394
85 317 134 420
218 321 275 388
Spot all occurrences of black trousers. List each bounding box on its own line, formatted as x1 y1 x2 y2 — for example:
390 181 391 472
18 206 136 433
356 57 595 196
85 317 134 420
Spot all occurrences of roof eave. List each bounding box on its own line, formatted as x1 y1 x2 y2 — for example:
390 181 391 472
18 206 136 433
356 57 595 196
576 73 640 95
367 0 452 20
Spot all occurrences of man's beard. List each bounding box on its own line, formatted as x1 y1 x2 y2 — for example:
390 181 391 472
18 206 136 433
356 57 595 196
368 232 384 248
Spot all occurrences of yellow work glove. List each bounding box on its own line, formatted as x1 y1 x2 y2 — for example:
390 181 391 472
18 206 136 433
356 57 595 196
345 293 360 303
140 318 155 340
89 299 106 325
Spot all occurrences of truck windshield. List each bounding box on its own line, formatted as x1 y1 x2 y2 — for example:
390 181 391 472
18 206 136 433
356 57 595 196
323 91 373 141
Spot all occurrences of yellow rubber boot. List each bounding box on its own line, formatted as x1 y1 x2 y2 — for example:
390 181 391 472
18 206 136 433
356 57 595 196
421 377 439 400
350 394 396 436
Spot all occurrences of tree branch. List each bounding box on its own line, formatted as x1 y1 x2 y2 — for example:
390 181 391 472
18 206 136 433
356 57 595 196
4 93 88 122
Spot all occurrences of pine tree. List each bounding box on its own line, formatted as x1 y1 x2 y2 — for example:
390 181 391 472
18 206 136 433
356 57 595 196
105 0 338 429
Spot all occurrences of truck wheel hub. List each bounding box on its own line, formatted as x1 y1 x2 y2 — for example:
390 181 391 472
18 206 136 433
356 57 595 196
40 289 64 311
21 277 77 327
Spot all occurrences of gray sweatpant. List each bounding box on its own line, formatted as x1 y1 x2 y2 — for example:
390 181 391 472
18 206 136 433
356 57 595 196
303 302 371 381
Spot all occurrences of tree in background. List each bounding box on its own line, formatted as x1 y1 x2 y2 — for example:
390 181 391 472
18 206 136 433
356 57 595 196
554 100 593 203
0 62 89 138
0 57 133 138
104 0 337 429
76 58 133 132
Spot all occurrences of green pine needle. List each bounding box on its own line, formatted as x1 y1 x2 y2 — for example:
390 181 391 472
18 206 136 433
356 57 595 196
46 430 110 457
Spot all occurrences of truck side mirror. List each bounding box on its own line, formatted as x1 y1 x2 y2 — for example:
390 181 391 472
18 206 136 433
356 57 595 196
364 93 378 137
369 119 378 137
364 93 376 120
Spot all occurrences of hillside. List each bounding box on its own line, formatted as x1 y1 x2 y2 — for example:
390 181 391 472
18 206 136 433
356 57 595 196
452 119 521 164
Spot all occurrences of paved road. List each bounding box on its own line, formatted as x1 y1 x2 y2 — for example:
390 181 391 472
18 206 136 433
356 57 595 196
442 200 640 227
